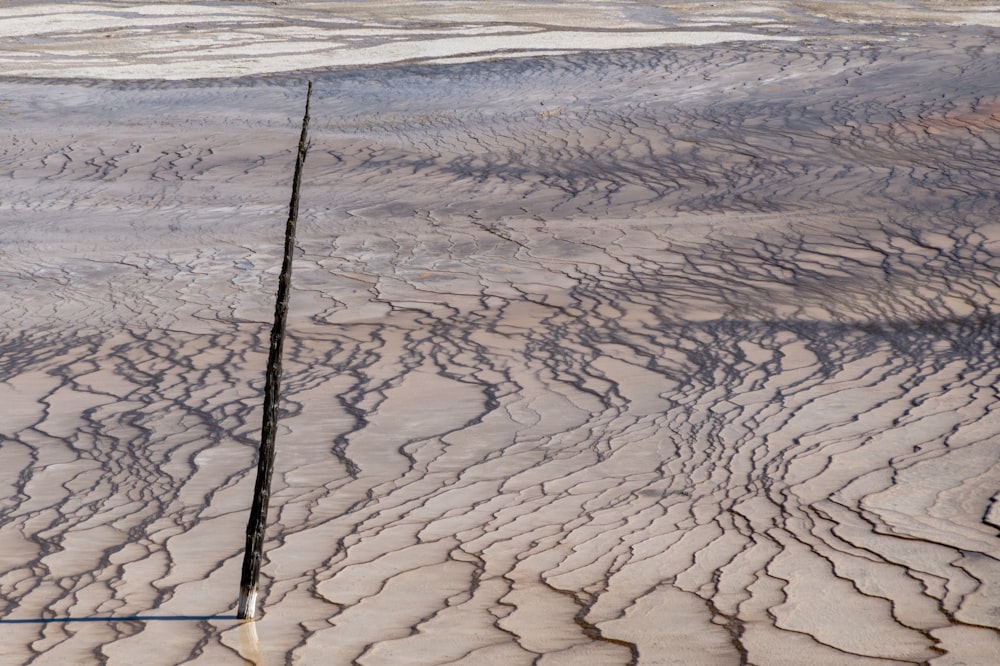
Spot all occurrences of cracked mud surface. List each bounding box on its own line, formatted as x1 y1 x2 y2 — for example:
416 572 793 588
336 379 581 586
1 3 1000 664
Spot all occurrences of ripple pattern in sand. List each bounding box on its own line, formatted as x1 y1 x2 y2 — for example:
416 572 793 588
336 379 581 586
1 31 1000 665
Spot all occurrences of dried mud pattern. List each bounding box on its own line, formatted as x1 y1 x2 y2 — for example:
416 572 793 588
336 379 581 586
2 31 1000 665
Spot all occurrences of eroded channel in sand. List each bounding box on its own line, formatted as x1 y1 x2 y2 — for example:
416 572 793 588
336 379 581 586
1 4 999 665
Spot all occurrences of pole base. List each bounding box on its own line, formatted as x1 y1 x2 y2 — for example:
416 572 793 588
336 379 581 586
237 585 258 620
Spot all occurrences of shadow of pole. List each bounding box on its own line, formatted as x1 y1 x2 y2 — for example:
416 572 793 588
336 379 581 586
0 614 241 623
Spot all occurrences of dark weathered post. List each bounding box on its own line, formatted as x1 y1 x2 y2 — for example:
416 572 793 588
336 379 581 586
237 81 313 621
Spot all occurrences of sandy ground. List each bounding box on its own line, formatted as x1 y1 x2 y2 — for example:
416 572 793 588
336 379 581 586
1 1 999 78
2 2 1000 665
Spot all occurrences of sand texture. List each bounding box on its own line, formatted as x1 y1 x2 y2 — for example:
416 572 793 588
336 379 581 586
2 3 1000 665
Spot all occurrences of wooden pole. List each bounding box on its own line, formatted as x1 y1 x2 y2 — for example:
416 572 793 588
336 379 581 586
237 81 313 621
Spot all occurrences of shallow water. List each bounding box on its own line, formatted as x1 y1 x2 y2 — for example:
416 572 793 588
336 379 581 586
2 3 1000 665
